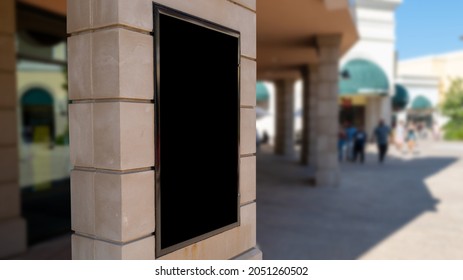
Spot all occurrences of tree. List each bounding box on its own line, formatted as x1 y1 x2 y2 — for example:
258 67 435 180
441 78 463 140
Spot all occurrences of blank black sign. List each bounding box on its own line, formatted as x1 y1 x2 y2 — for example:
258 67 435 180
154 7 240 255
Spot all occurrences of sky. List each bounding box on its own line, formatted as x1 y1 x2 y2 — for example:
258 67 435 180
395 0 463 61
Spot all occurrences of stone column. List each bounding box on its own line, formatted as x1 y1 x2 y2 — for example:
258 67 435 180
68 0 156 260
68 0 259 260
0 0 27 258
274 79 296 157
308 65 319 167
300 66 310 165
314 35 341 187
300 65 319 166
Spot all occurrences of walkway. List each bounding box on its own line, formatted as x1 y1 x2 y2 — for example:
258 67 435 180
10 141 463 260
256 141 463 259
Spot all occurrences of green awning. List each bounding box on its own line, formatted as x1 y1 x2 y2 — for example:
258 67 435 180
21 88 53 106
411 95 432 110
256 82 269 101
392 84 409 110
340 59 389 96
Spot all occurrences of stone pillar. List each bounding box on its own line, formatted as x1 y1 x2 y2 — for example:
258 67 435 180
314 35 341 187
274 79 295 157
300 65 319 166
300 66 310 165
68 0 259 260
0 0 27 258
68 0 156 259
308 65 319 167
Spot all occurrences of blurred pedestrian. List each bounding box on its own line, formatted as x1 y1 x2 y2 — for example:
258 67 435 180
345 121 357 161
353 126 367 163
338 123 347 162
374 119 391 163
406 122 417 155
261 130 269 144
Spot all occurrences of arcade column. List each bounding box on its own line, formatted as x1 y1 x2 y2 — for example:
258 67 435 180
274 79 296 157
314 35 341 187
300 64 319 167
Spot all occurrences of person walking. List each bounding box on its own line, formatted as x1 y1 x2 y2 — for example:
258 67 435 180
338 124 347 162
345 121 357 161
406 122 417 155
353 126 367 163
374 119 391 163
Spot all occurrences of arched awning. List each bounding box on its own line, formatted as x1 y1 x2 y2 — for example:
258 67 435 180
21 88 54 106
256 82 270 102
411 95 432 110
340 59 389 96
392 84 409 110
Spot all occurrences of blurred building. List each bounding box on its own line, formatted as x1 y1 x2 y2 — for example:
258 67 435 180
257 0 404 147
396 50 463 127
339 0 402 134
395 75 441 128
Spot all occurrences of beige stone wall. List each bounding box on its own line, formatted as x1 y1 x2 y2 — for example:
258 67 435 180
0 0 27 258
68 0 258 260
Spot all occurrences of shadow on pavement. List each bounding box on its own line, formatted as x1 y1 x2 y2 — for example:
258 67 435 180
256 145 458 259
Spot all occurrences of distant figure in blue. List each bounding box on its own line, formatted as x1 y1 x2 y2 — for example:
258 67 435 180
338 123 347 161
345 121 357 161
353 126 367 163
374 119 391 163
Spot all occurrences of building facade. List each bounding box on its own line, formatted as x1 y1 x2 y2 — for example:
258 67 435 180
339 0 401 134
397 50 463 128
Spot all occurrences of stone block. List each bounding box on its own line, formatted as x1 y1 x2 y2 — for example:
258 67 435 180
67 0 92 33
240 156 256 205
94 170 155 242
68 33 92 100
240 108 256 155
69 103 93 167
71 170 95 235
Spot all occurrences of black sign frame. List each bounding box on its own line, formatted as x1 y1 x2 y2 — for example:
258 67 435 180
153 3 241 257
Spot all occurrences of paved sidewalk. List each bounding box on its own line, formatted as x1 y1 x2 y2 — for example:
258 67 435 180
12 141 463 260
256 141 463 259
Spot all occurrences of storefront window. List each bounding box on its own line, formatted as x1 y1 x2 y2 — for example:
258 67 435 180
16 4 70 244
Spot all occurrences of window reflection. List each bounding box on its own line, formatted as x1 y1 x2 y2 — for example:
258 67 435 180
16 3 70 244
17 60 70 192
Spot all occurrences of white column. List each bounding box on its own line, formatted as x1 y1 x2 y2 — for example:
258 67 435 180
380 96 392 125
365 97 378 138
